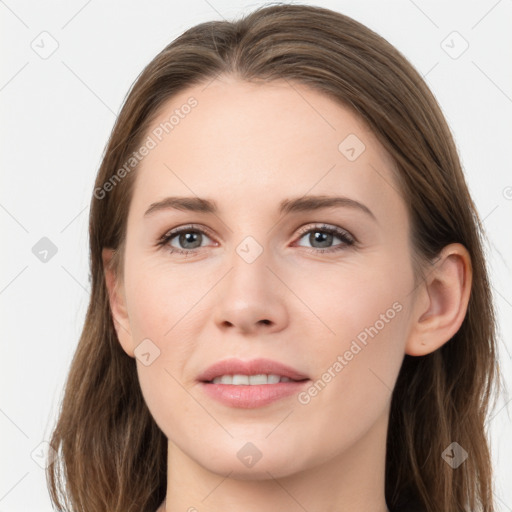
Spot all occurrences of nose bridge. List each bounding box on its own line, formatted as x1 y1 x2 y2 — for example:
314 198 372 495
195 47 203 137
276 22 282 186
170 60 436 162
212 229 288 334
226 232 272 299
234 234 266 267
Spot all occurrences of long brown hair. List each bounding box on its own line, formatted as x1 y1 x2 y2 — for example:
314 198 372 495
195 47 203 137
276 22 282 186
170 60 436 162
46 4 502 511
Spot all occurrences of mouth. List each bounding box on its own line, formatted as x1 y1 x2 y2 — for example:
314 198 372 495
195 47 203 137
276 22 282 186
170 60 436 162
197 358 310 408
209 374 298 385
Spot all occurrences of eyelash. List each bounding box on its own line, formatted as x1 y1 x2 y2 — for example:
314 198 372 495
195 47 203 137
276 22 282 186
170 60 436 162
156 223 355 256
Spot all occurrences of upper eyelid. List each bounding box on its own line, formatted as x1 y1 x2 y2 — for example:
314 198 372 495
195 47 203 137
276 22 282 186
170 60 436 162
162 223 214 238
295 223 353 239
161 223 355 245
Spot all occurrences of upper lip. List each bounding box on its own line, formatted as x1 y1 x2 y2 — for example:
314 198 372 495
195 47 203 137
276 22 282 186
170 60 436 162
197 358 310 383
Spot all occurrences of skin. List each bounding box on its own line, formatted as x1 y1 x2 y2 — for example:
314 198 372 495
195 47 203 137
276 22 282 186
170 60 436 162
103 76 472 512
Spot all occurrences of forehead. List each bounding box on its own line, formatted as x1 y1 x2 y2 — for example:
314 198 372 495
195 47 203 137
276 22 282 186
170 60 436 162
128 76 404 223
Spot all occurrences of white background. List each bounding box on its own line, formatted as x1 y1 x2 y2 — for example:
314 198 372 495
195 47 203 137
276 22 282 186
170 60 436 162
1 1 511 510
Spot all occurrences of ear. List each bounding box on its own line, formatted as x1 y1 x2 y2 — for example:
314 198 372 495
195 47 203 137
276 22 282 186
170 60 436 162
102 248 135 358
405 243 472 356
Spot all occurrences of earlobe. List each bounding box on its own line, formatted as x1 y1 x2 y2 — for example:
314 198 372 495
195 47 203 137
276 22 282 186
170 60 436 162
102 248 135 358
405 243 472 357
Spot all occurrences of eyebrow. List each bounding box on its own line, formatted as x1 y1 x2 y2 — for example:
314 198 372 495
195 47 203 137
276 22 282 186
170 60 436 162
144 194 376 220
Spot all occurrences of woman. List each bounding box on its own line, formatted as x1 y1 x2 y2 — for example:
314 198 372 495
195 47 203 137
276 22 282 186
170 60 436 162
46 4 501 511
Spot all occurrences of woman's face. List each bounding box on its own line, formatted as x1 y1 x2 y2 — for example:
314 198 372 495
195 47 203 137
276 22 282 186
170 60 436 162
110 76 419 478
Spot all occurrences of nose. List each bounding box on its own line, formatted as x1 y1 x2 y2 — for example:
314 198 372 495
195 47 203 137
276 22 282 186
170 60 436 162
213 241 289 336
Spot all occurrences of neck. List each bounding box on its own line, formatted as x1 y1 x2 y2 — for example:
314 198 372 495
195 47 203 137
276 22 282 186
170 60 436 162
160 408 390 512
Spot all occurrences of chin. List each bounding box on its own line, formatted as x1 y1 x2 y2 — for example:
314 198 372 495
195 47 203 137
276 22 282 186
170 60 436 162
202 458 303 481
188 440 312 480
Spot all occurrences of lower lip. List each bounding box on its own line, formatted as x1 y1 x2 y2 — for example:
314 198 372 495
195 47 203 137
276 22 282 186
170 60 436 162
199 381 310 408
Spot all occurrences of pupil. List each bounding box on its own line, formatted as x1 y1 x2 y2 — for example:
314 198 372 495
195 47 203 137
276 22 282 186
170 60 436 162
311 231 332 248
180 232 201 249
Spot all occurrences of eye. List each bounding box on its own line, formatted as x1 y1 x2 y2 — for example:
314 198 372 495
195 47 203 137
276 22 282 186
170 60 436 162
157 223 355 257
157 224 216 256
294 224 355 253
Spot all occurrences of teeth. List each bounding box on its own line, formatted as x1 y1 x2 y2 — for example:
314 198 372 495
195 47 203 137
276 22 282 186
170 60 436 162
211 374 293 385
249 374 267 385
232 374 249 385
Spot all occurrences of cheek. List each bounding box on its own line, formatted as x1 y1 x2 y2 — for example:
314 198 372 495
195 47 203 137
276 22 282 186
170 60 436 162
123 258 214 436
124 256 209 344
294 250 412 407
136 364 204 443
125 271 211 384
294 252 412 356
